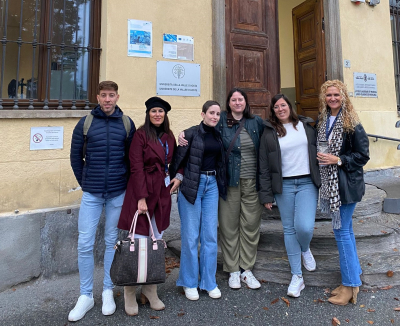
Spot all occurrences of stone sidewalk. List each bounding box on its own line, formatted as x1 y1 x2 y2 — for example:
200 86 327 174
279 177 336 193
0 253 399 326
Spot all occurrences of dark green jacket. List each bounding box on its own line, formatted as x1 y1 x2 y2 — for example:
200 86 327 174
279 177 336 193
258 116 321 204
217 111 264 187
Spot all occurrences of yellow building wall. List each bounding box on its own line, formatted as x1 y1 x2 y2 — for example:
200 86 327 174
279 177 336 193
339 0 400 170
0 0 213 213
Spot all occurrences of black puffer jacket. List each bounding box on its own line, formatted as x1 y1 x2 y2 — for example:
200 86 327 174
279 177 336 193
70 106 136 194
170 123 227 204
336 124 370 204
258 116 321 204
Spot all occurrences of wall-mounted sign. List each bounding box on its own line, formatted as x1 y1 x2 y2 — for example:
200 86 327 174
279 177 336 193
30 127 64 150
163 34 194 61
156 61 200 97
127 19 152 58
353 72 377 98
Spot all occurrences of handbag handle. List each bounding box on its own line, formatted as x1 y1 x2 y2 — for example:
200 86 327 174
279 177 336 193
128 210 157 243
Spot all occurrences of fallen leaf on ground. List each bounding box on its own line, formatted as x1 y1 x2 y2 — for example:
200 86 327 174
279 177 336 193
387 271 394 277
393 248 398 252
263 307 269 310
271 298 279 304
381 285 393 290
332 317 341 325
367 321 374 324
177 312 185 317
367 263 372 266
367 309 375 312
315 298 325 303
281 297 290 307
391 319 395 323
345 319 350 323
150 316 160 319
381 230 388 234
360 304 365 308
260 279 268 283
116 292 121 297
12 289 16 292
324 288 331 294
395 298 399 301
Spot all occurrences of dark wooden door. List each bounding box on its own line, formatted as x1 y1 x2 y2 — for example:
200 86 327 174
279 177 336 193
293 0 326 122
225 0 280 119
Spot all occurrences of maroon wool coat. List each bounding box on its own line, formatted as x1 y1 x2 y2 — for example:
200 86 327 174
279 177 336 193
118 129 177 235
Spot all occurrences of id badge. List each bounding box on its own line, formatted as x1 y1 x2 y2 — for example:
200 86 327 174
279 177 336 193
164 175 171 187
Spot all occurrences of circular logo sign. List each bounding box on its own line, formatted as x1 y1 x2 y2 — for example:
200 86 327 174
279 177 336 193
172 64 185 79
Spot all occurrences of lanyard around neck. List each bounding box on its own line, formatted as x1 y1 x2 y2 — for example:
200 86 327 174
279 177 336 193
325 108 342 140
158 138 169 174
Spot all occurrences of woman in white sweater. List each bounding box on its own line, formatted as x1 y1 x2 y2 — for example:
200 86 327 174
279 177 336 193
258 94 321 297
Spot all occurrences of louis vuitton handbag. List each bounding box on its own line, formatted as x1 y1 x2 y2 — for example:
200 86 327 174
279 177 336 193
110 211 166 286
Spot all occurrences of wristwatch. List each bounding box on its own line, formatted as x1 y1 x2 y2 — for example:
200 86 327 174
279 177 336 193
337 157 342 166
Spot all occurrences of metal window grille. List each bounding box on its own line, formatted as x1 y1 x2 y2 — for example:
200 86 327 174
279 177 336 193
391 0 400 115
0 0 101 110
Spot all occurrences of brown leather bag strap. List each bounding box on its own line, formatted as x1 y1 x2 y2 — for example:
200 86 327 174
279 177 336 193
225 118 246 161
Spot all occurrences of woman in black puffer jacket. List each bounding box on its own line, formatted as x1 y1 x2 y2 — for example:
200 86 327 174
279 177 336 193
170 100 226 301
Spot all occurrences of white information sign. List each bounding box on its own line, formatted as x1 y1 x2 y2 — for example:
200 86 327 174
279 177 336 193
127 19 152 57
30 127 64 150
353 72 377 98
156 61 200 97
163 34 194 61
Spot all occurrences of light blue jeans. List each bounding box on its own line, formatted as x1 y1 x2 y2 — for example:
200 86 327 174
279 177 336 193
176 175 219 291
77 191 125 296
274 176 318 276
334 203 362 287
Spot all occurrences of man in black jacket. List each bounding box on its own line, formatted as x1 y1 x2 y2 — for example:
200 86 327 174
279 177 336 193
69 81 135 322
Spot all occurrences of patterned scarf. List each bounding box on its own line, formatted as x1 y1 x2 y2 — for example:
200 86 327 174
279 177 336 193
317 111 343 229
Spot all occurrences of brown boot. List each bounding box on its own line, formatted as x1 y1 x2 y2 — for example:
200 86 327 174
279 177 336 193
330 285 345 296
140 284 165 311
124 286 138 316
328 286 359 305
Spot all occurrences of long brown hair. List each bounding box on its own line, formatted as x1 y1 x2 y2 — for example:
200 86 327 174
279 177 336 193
226 88 254 119
318 80 360 132
138 111 173 142
269 94 299 137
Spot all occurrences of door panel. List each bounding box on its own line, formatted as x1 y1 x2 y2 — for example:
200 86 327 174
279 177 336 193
293 0 326 122
226 0 280 119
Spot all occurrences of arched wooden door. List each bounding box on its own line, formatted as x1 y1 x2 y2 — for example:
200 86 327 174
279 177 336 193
225 0 280 119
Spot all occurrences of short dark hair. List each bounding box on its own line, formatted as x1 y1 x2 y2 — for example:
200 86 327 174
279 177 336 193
269 94 299 137
226 88 253 119
97 81 118 94
202 100 220 113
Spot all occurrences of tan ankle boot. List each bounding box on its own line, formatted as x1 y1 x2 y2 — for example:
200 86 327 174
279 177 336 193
124 286 138 316
140 284 165 311
328 286 359 305
331 285 345 296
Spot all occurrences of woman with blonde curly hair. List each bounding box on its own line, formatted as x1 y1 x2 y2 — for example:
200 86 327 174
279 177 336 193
316 80 369 306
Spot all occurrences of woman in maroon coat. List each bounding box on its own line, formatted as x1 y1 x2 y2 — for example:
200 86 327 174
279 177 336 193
118 97 181 316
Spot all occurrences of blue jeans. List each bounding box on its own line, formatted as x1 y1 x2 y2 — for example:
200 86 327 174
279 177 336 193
176 175 219 291
77 191 125 296
334 203 362 287
274 176 318 276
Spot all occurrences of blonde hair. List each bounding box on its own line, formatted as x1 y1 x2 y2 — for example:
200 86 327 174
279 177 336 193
318 80 360 132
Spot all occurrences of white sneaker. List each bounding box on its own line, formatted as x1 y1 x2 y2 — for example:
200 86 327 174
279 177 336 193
102 289 116 316
183 287 199 301
208 286 221 299
228 271 241 289
287 274 305 297
240 270 261 289
302 248 316 271
68 295 94 322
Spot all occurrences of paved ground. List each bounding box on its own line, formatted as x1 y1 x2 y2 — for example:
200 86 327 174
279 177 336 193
1 250 399 326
